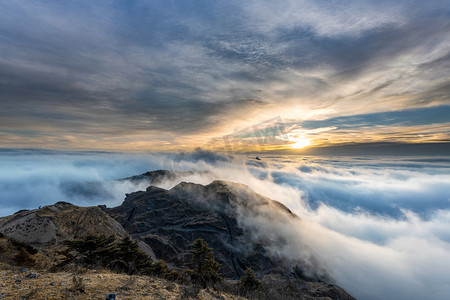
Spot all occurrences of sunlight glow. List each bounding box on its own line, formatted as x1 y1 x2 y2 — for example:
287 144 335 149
290 138 311 149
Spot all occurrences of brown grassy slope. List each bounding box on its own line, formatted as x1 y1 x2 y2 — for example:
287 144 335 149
0 263 246 300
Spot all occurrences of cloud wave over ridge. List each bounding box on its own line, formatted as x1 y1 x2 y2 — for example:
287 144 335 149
1 149 450 299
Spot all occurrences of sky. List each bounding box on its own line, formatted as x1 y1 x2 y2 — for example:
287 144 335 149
1 0 449 152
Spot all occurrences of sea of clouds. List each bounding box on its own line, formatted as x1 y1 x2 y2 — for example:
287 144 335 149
1 148 449 299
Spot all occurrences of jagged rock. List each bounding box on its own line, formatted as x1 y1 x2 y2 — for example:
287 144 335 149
107 180 291 278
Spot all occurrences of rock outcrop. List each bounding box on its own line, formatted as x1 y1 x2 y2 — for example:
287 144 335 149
107 180 293 278
0 201 126 245
106 175 354 299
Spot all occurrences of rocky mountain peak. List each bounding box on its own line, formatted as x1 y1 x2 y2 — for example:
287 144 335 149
107 178 304 281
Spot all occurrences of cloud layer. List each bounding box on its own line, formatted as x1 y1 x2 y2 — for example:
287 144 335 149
1 150 450 299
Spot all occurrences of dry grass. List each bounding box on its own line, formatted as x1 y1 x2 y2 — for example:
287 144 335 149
119 275 137 291
0 267 246 300
70 275 86 294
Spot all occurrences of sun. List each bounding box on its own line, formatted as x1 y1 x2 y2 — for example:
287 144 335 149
290 138 311 149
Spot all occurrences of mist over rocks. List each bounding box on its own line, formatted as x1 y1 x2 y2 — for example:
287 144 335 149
0 169 355 299
106 179 298 279
95 160 450 300
106 174 337 291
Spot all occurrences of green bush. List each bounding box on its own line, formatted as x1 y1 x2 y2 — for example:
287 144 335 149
114 236 153 274
187 238 221 288
64 235 117 268
63 235 181 280
149 259 181 280
240 267 262 291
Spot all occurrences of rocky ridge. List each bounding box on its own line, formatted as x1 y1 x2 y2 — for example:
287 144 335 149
0 170 355 299
106 180 299 279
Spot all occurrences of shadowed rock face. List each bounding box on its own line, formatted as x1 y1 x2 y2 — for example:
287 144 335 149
107 179 301 279
107 178 355 299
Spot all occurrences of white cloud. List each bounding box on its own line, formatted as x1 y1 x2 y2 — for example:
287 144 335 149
1 147 450 300
239 0 407 38
157 152 450 299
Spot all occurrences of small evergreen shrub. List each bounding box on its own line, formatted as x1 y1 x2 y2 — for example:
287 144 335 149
240 267 262 291
186 238 221 288
63 235 181 280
